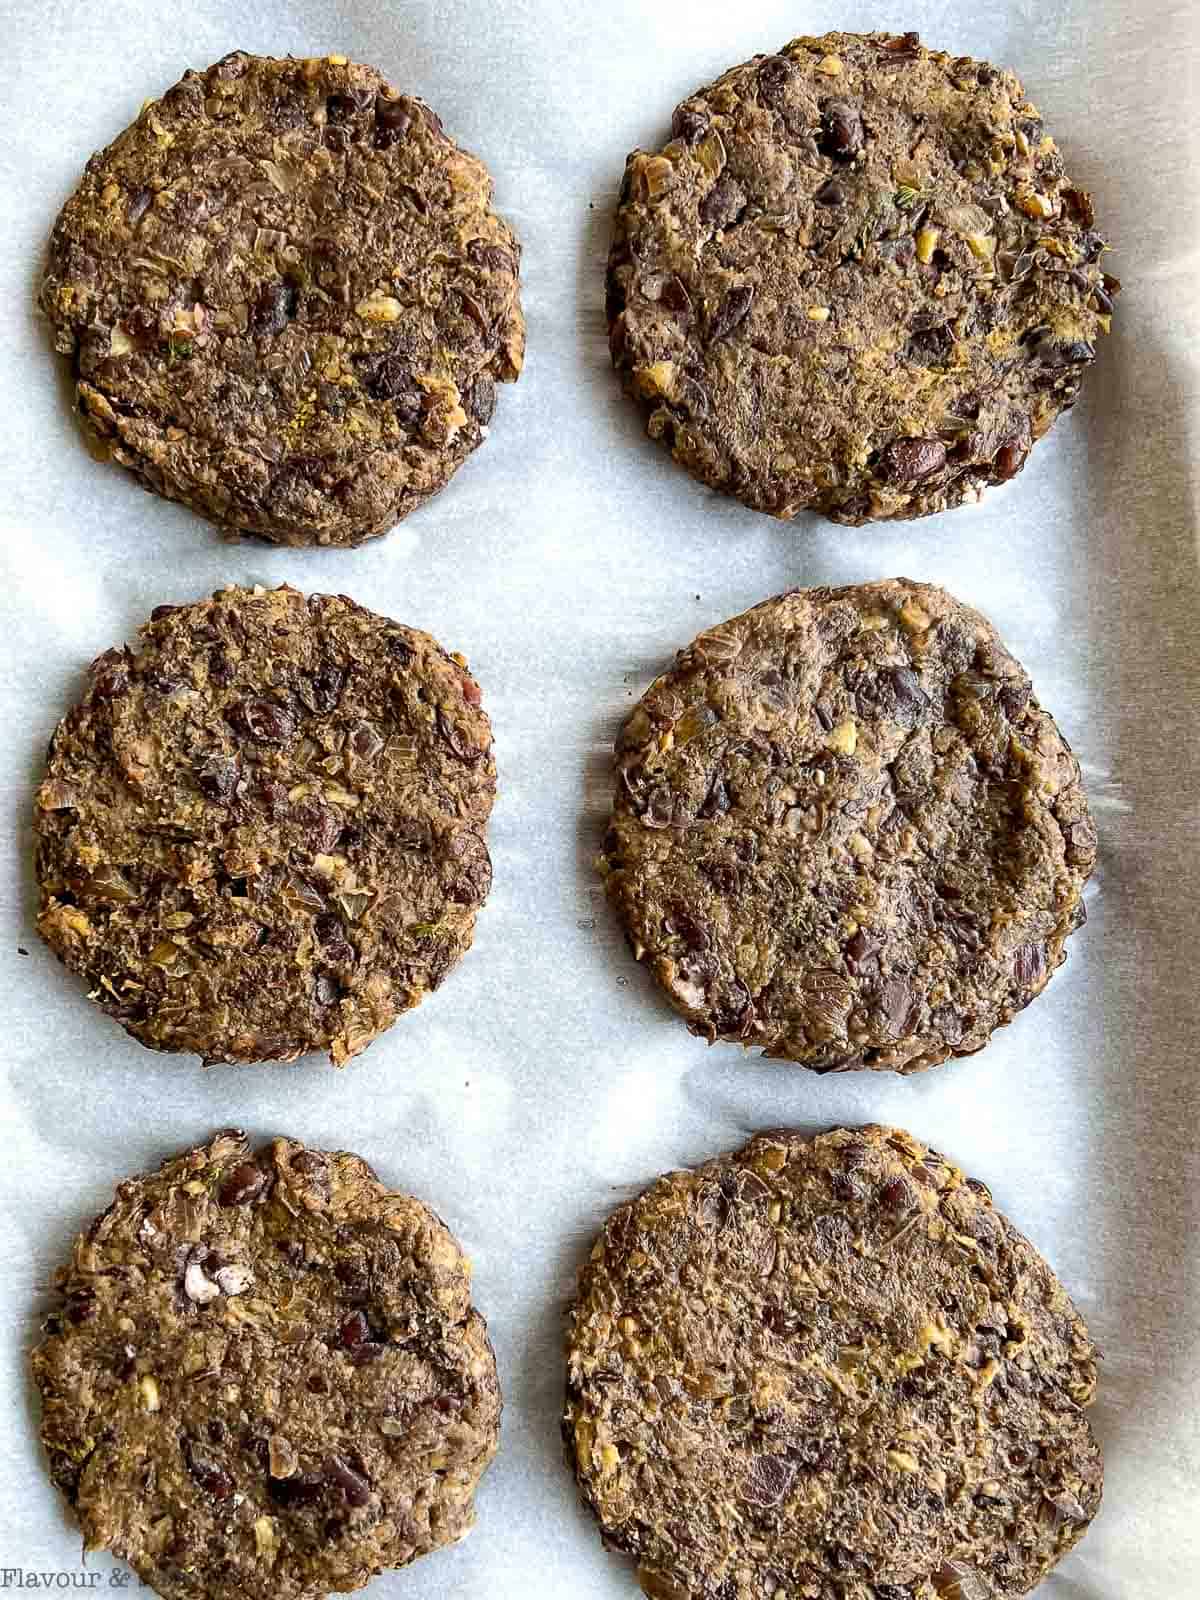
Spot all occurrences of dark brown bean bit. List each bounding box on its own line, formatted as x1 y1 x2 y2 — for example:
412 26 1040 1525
814 179 848 206
700 859 738 895
1061 188 1095 227
225 697 295 745
659 274 693 317
665 904 709 952
88 649 130 701
756 56 795 106
699 775 730 819
839 1141 871 1171
373 93 411 148
671 105 709 145
359 355 423 430
269 1471 325 1508
819 101 864 161
907 324 954 365
742 1453 797 1506
313 973 340 1006
66 1290 97 1324
448 845 493 907
292 799 341 856
1014 942 1047 987
326 1455 372 1507
206 645 235 689
325 93 361 124
879 236 916 269
993 436 1030 480
310 662 346 714
932 1005 964 1046
467 238 514 273
699 175 745 229
465 374 496 426
315 914 355 968
457 291 490 334
1091 282 1115 316
877 977 918 1036
1027 329 1096 367
183 1440 235 1499
708 285 754 344
998 680 1031 719
878 436 947 485
339 1310 375 1349
251 281 299 339
880 1174 915 1211
844 929 880 977
217 1160 267 1207
829 1170 862 1203
126 187 153 225
194 753 239 804
334 1259 370 1303
888 667 930 722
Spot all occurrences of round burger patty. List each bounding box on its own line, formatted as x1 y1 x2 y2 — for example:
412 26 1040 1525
607 29 1117 524
41 51 524 546
35 585 496 1064
565 1125 1102 1600
33 1131 501 1600
600 581 1095 1072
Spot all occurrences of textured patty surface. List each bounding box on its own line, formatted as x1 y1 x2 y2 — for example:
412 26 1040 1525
565 1126 1102 1600
35 585 495 1064
41 51 524 546
600 581 1094 1072
608 29 1117 524
33 1131 501 1600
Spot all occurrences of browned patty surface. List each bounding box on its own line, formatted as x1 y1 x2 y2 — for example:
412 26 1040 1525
35 585 495 1064
600 581 1094 1071
566 1126 1102 1600
42 51 524 546
608 30 1116 524
33 1131 501 1600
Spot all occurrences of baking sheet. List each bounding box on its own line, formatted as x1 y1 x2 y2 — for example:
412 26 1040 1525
0 0 1197 1593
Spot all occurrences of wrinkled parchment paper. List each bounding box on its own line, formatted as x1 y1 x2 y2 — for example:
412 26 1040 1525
1 1 1196 1593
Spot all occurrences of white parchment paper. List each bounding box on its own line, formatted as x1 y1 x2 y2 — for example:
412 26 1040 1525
0 1 1196 1593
